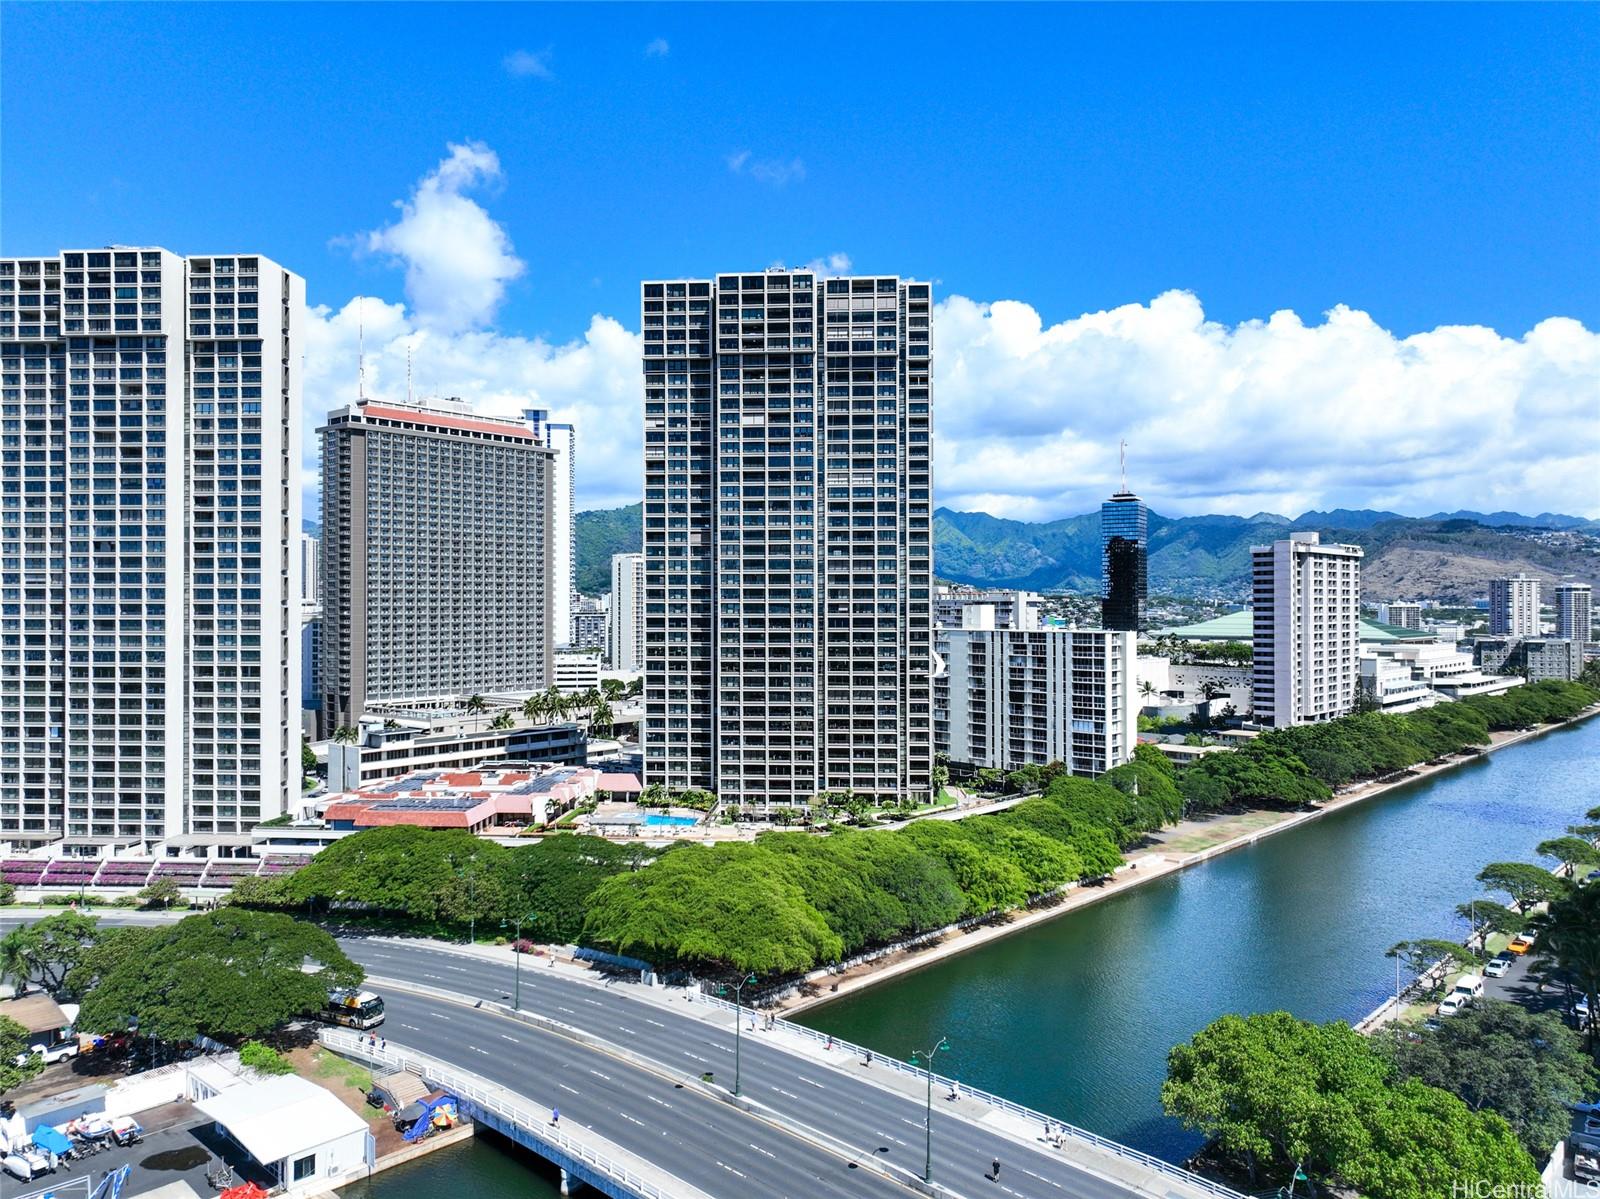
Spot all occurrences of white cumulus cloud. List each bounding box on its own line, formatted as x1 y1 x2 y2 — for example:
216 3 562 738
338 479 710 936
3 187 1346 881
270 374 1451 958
359 141 524 333
503 48 554 79
934 290 1600 520
644 38 670 58
725 150 805 187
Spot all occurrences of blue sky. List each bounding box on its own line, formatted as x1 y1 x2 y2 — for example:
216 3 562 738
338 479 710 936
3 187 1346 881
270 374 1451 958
4 3 1598 518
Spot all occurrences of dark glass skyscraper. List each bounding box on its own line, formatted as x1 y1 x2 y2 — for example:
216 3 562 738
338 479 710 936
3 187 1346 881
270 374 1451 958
1101 489 1148 632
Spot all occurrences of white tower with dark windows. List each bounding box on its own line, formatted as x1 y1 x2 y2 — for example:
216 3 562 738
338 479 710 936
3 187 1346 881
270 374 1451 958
640 269 933 810
0 247 301 845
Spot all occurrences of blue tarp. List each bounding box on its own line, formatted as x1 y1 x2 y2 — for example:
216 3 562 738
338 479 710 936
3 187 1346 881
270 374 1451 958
573 946 651 973
33 1124 72 1155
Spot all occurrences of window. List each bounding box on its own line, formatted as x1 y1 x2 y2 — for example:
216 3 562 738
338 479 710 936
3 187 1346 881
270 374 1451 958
292 1154 316 1181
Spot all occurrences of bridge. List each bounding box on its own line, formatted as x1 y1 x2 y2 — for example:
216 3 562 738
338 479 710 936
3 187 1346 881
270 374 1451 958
0 912 1242 1199
337 936 1245 1199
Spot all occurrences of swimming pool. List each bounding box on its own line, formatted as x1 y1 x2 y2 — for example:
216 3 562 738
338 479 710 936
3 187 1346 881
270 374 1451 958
643 814 699 827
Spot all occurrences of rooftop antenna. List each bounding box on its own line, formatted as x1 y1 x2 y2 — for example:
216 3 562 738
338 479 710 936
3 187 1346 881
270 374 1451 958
357 298 366 401
1120 439 1128 494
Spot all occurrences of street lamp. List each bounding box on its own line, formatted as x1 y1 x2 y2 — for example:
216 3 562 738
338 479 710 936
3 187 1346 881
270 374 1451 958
909 1036 950 1183
500 914 536 1010
717 974 758 1096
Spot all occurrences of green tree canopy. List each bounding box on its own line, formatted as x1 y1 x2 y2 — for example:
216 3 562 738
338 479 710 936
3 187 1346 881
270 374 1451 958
1533 883 1600 1041
1381 999 1595 1156
1454 901 1525 937
0 911 101 995
77 910 362 1044
0 1015 45 1094
1476 861 1569 913
1535 836 1600 870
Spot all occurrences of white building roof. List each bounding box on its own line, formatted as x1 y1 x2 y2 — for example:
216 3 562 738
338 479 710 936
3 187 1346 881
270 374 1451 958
194 1074 366 1164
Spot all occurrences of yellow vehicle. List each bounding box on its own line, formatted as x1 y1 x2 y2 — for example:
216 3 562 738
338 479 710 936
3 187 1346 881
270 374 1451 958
1506 935 1535 955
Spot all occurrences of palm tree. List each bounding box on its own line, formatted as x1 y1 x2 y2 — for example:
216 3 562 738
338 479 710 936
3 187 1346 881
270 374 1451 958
489 711 515 731
543 684 564 724
1138 679 1157 705
591 699 614 736
0 928 33 995
332 725 359 745
464 694 488 731
601 678 626 703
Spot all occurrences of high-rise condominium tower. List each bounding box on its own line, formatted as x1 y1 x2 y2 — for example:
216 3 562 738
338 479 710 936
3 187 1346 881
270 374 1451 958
319 400 554 731
1489 574 1540 638
609 552 645 673
1251 532 1363 727
640 269 933 809
0 247 301 844
525 410 575 646
1101 482 1148 632
1554 583 1592 645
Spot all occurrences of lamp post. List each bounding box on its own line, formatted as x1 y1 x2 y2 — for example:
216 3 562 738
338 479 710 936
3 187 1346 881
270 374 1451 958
717 974 758 1096
501 914 536 1010
909 1036 949 1183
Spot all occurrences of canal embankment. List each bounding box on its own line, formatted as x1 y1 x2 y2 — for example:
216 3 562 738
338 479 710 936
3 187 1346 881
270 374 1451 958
778 703 1600 1016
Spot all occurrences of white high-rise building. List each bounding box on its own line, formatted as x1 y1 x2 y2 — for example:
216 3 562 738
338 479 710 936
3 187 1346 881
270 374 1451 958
525 410 575 648
1554 583 1593 645
299 530 320 605
1375 601 1423 630
1251 532 1364 727
1489 573 1540 637
609 552 645 673
938 609 1135 776
0 247 301 845
640 269 933 809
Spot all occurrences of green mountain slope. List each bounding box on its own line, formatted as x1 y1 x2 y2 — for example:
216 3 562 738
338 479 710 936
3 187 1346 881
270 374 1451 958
575 503 1598 599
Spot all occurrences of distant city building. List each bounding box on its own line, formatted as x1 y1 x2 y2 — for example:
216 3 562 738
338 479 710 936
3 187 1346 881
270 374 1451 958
1375 601 1423 630
326 714 584 791
933 587 1041 633
1488 574 1540 637
640 270 933 810
301 605 322 715
1251 532 1364 727
554 650 601 694
1361 642 1520 713
300 531 321 605
1475 636 1582 683
1554 583 1593 646
609 552 646 672
938 609 1136 777
524 409 575 647
1101 483 1149 632
572 596 608 652
1 247 302 844
319 400 555 731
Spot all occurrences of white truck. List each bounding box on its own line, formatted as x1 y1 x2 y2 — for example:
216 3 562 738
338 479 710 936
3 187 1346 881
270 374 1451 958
1438 974 1483 1017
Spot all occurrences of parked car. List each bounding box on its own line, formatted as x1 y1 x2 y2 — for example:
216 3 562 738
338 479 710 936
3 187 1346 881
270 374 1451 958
1506 934 1536 955
1573 995 1591 1022
1422 1017 1443 1033
1484 957 1513 978
12 1039 80 1068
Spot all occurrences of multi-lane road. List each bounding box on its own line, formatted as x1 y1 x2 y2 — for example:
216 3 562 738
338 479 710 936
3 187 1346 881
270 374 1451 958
0 913 1220 1199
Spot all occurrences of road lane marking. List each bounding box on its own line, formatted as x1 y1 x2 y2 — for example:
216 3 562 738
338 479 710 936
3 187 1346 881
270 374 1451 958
770 1086 799 1099
499 1034 519 1043
398 1023 421 1032
646 1095 672 1109
683 1052 709 1063
645 1019 666 1028
797 1076 825 1089
618 1112 646 1128
557 1006 577 1014
559 1083 581 1096
716 1162 747 1178
588 1069 612 1081
468 1045 490 1056
582 998 604 1007
749 1143 777 1160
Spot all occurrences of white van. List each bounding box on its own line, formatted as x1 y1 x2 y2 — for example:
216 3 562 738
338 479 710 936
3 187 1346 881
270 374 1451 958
1450 974 1485 1002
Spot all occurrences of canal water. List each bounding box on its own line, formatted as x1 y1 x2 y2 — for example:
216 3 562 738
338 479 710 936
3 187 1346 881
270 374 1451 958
797 715 1600 1162
340 715 1599 1192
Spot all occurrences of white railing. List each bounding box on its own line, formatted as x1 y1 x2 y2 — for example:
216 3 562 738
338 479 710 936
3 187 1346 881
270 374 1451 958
696 993 1247 1199
317 1028 703 1199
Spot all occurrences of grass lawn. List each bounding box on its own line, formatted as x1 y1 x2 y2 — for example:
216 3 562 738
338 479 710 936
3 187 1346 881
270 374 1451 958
1154 809 1287 854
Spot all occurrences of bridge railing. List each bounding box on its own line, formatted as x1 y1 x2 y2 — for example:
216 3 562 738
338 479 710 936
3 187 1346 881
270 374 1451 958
696 992 1246 1199
317 1027 694 1199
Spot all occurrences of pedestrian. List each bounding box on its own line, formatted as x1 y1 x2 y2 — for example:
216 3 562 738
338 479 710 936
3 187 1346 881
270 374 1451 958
825 1035 833 1051
992 1157 1001 1180
380 1037 387 1051
864 1050 873 1068
550 1107 560 1126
